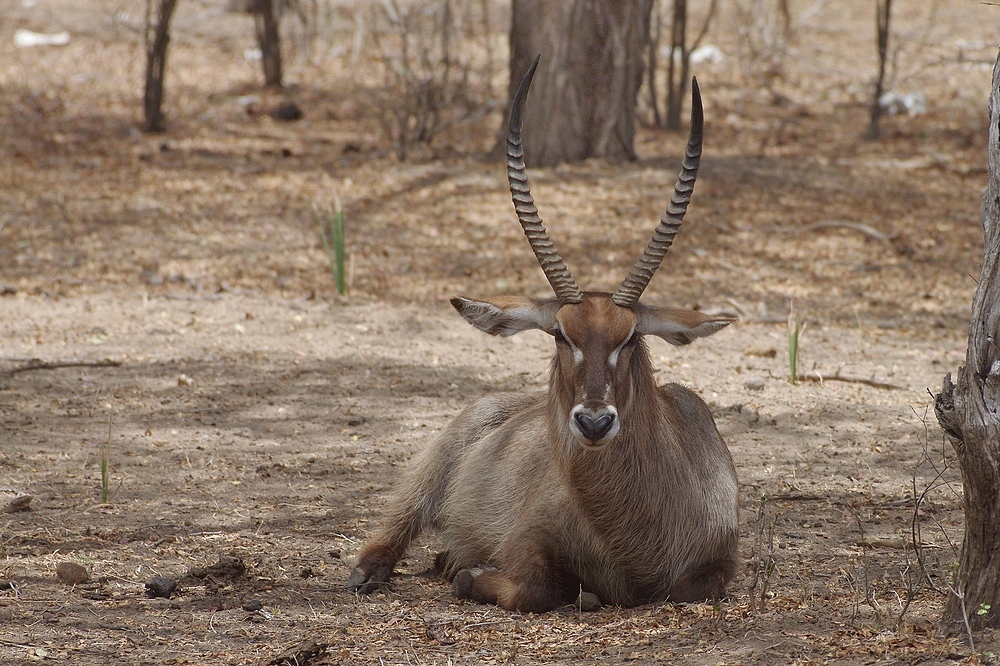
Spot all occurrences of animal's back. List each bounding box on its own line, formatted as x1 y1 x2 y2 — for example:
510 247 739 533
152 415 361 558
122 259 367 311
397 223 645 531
658 382 740 575
658 382 738 511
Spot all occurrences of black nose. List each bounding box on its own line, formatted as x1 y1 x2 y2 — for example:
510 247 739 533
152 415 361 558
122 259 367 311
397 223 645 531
575 412 615 442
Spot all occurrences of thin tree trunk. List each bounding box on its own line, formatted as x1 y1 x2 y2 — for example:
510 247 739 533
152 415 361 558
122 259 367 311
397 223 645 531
867 0 892 140
778 0 792 40
143 0 179 133
934 47 1000 636
253 0 283 88
648 0 662 128
663 0 714 132
505 0 653 167
664 0 686 131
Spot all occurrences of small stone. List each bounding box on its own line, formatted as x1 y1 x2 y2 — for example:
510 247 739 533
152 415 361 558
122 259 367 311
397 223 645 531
267 639 327 666
577 590 602 612
744 377 766 391
140 268 163 286
145 576 178 599
1 494 32 513
266 101 303 122
242 598 263 612
56 562 90 585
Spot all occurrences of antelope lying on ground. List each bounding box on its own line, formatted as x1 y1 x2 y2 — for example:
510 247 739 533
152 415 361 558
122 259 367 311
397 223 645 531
346 57 739 612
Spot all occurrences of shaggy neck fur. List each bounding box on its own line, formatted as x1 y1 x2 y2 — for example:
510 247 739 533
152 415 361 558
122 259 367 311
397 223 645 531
545 338 694 598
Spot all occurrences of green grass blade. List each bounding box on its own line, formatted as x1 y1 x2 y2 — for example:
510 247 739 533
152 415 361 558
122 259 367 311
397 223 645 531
788 326 798 384
787 307 805 385
334 208 346 296
101 455 109 504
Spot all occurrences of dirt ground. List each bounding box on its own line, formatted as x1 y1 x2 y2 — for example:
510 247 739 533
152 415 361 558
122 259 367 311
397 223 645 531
3 1 1000 664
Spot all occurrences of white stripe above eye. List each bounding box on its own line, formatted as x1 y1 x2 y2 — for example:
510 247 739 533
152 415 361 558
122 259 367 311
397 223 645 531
568 336 583 365
608 326 636 368
556 325 584 365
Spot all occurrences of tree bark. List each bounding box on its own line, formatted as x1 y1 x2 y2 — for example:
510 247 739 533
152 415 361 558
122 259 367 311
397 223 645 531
662 0 714 131
143 0 179 133
647 1 662 128
252 0 283 88
506 0 653 167
934 48 1000 635
664 0 687 131
867 0 892 140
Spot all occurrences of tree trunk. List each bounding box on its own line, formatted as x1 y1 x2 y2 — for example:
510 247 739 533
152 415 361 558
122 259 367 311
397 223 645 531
866 0 892 140
664 0 687 131
143 0 179 133
934 48 1000 636
647 1 662 128
506 0 653 167
662 0 714 132
252 0 283 88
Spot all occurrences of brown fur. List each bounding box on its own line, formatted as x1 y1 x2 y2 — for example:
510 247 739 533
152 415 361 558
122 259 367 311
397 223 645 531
346 293 738 611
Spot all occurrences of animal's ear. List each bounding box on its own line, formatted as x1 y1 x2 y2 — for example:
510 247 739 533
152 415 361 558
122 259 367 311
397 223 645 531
633 304 736 346
451 296 561 337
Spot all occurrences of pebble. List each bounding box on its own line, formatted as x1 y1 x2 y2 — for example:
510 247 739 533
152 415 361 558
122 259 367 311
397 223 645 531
744 377 766 391
56 562 89 585
145 576 178 599
1 494 32 513
577 591 602 612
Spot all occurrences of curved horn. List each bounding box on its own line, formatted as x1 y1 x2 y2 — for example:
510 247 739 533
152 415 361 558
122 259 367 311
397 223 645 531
507 55 583 304
612 77 704 308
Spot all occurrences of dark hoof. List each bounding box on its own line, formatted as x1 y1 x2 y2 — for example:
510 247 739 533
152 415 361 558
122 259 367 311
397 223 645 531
346 565 390 594
576 590 602 612
451 568 476 599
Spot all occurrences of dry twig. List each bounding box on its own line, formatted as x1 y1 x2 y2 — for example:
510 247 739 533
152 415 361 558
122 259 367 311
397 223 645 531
797 370 903 391
771 220 892 241
3 358 122 377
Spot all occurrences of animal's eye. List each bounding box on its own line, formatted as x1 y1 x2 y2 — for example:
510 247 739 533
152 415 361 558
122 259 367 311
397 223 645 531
553 330 568 345
624 330 639 347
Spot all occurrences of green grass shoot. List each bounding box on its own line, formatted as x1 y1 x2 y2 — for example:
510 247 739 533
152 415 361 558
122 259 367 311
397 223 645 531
316 196 347 296
788 305 806 384
101 395 113 504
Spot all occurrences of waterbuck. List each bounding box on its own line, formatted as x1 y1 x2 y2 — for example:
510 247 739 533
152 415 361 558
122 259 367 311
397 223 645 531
346 57 739 612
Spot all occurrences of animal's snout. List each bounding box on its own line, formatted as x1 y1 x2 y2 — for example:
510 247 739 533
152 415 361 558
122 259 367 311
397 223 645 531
571 406 619 446
576 412 614 440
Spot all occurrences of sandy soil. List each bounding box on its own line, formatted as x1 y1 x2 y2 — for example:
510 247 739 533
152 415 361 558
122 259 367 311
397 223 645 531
2 0 1000 664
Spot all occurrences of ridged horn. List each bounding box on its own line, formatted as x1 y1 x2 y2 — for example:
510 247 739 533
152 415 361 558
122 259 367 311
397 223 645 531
506 55 583 305
612 77 704 308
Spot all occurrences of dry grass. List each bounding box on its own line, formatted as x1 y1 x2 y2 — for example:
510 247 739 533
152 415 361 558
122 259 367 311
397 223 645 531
2 0 1000 664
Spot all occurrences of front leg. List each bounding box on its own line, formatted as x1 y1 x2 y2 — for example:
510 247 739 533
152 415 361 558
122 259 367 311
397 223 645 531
345 541 399 593
346 510 426 594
